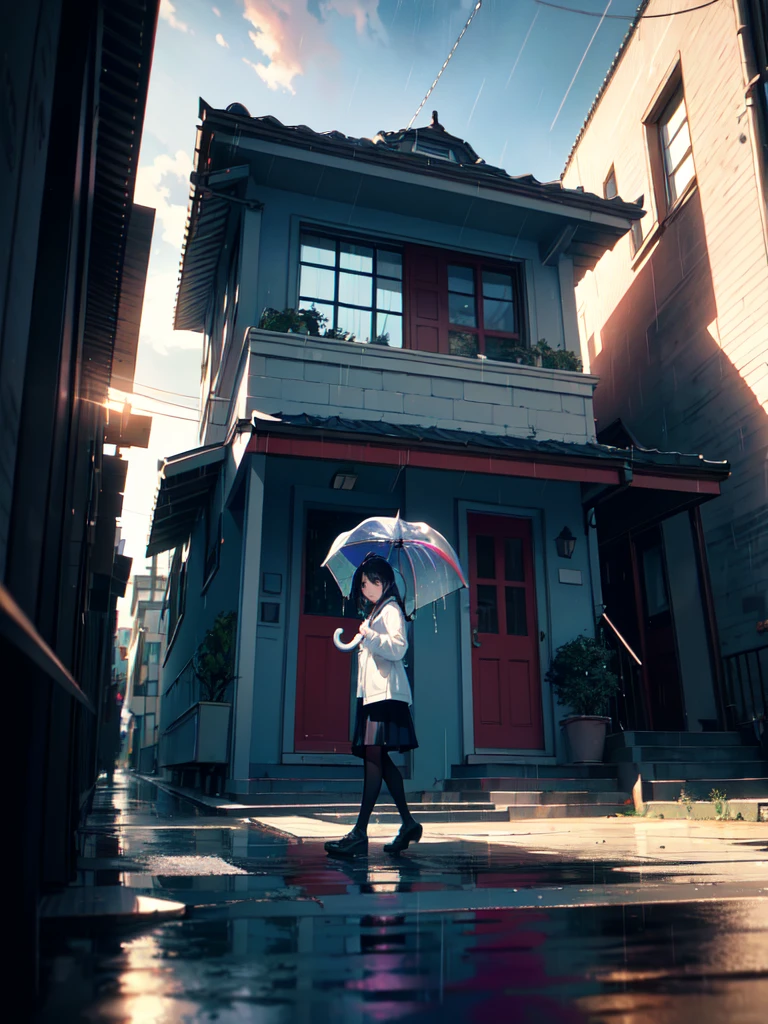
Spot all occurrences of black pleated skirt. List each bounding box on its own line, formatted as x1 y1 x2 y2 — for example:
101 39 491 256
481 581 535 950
351 697 418 757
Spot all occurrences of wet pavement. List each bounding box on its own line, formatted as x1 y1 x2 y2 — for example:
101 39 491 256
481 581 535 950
35 772 768 1022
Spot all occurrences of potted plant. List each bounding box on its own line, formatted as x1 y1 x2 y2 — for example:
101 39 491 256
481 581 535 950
192 611 237 791
546 634 619 762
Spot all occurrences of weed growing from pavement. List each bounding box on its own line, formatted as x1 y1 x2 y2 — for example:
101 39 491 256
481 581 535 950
709 788 731 820
678 789 694 817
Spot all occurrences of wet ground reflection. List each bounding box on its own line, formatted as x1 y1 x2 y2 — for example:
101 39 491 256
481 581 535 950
35 775 768 1022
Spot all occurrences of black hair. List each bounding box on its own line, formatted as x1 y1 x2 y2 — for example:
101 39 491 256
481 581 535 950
350 553 410 621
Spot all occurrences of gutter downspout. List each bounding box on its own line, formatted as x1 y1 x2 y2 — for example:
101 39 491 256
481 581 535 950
734 0 768 260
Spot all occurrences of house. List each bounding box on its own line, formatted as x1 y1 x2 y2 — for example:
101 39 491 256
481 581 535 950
122 566 167 774
149 102 733 800
561 0 768 731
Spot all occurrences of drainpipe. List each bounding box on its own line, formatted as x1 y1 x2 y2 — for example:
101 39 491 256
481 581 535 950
733 0 768 259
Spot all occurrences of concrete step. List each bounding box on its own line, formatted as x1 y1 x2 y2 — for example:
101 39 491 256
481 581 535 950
445 777 620 793
451 763 617 780
316 807 512 825
641 761 768 780
605 731 747 752
490 790 632 807
248 801 492 817
242 779 365 794
247 765 363 779
610 745 765 763
644 800 767 822
506 803 629 820
648 778 768 801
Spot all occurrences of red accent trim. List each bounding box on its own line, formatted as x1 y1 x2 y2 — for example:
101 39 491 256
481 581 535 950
630 474 720 494
247 434 621 485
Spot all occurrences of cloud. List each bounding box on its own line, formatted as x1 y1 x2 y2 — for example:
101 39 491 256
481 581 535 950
138 268 202 355
241 0 385 94
215 32 229 47
134 150 193 250
213 5 221 14
160 0 190 32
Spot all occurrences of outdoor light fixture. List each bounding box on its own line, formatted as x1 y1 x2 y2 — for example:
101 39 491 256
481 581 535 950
555 526 577 559
331 470 358 491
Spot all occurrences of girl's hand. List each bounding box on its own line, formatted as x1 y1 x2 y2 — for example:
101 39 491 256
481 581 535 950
359 621 371 637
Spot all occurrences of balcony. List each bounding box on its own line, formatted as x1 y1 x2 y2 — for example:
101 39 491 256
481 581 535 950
245 329 597 445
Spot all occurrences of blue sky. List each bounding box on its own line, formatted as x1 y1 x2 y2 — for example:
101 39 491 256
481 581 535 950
117 0 641 612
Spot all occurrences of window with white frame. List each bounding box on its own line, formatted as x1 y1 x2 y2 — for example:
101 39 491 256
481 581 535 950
657 85 695 207
298 232 403 347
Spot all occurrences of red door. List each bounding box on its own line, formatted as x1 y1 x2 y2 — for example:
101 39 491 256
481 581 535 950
468 513 543 750
294 509 363 753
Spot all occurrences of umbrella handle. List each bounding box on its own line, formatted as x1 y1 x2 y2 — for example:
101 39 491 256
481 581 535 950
333 628 363 652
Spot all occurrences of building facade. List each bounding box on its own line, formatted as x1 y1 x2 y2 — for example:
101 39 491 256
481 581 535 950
150 103 730 798
123 568 167 774
561 0 768 728
1 0 158 989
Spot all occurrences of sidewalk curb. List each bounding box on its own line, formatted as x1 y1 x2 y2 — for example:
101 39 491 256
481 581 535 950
135 774 235 816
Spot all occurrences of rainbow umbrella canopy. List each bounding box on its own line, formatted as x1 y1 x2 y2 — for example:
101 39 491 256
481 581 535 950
322 514 468 617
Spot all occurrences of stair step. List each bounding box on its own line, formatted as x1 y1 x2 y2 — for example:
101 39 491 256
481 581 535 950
445 777 619 793
640 761 768 780
606 731 747 751
506 803 629 820
644 800 767 822
451 763 617 780
611 746 765 763
316 808 511 825
242 779 365 794
490 790 631 807
648 778 768 801
247 800 491 816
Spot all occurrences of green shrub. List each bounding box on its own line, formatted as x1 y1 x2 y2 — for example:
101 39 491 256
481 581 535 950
545 634 619 716
194 611 238 702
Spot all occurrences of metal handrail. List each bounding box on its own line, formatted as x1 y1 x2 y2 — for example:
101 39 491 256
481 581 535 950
600 612 642 666
0 582 94 713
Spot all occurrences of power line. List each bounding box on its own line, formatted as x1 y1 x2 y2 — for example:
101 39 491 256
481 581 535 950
130 381 200 400
129 393 200 412
406 1 484 130
535 0 722 18
127 405 199 423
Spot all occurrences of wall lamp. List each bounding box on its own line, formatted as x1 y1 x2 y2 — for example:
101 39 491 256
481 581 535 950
331 469 358 491
555 526 577 559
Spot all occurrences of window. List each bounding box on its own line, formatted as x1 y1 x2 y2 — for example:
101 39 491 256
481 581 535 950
658 86 694 206
629 196 645 256
145 642 160 665
447 262 523 361
298 232 403 348
413 135 456 161
603 166 618 200
203 494 221 588
165 544 188 649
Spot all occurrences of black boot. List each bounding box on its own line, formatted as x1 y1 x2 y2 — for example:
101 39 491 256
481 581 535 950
324 827 368 857
383 819 422 854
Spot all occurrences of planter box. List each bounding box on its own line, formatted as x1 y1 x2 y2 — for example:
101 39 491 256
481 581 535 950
160 701 231 767
561 715 611 763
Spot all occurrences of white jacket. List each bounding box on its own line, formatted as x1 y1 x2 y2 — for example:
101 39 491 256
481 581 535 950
356 597 412 706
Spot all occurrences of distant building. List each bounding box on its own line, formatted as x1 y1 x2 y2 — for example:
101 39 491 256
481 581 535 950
123 565 167 774
562 0 767 728
148 102 731 800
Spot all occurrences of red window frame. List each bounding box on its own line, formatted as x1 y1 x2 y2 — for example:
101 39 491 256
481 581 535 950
404 243 526 359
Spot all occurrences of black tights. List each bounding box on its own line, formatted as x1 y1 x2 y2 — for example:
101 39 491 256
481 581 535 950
355 745 413 834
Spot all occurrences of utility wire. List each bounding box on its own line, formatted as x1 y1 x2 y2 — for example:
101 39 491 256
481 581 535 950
131 381 200 400
536 0 722 18
406 0 484 130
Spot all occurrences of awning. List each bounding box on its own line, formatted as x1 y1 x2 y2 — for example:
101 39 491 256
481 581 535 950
146 442 227 556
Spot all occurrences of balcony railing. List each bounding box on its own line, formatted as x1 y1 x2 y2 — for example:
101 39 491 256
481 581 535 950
722 645 767 730
600 613 648 732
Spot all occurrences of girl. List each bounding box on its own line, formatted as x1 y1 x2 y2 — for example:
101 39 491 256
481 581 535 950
324 554 422 857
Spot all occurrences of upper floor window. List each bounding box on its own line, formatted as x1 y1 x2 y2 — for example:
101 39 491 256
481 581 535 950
299 233 403 348
603 166 618 200
658 86 694 206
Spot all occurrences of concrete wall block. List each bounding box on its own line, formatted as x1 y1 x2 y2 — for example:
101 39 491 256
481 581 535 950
284 379 330 405
453 399 493 424
364 389 404 413
249 355 267 376
514 389 563 412
431 378 464 399
403 393 454 419
329 384 365 409
491 405 530 429
248 375 284 400
561 394 586 416
529 409 589 436
383 371 432 395
463 381 512 405
265 357 304 380
347 367 383 390
304 362 342 384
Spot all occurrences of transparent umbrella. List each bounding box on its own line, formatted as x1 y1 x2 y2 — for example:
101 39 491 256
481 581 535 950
322 514 468 648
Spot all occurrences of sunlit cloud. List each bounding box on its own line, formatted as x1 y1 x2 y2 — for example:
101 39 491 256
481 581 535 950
160 0 190 32
134 150 192 250
241 0 385 95
139 269 201 355
213 5 221 14
215 32 229 47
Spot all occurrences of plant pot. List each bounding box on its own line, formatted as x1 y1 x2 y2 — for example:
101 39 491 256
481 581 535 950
561 715 611 763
